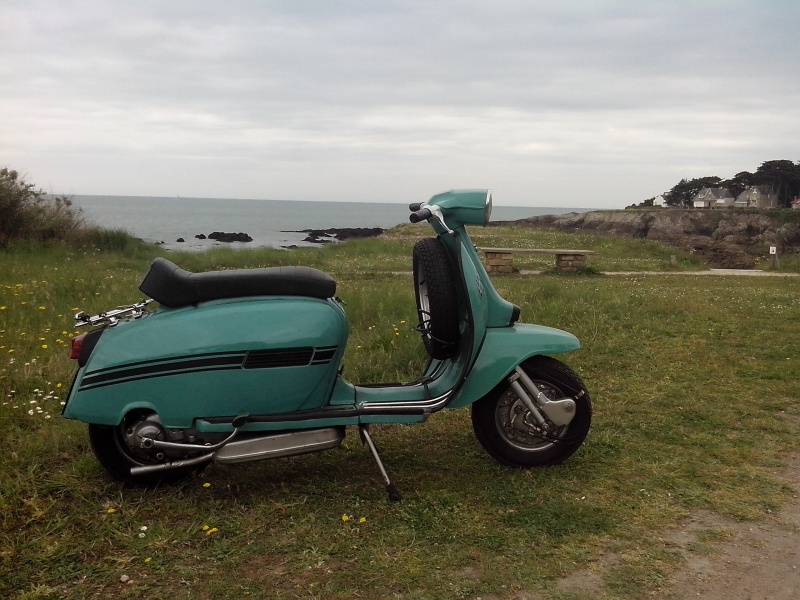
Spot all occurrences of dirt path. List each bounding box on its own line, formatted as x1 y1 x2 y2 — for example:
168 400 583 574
538 459 800 599
606 269 800 277
660 462 800 599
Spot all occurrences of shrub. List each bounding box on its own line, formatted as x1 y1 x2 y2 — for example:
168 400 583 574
0 168 85 246
0 168 147 252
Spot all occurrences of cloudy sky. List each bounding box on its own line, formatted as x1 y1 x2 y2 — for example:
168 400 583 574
2 0 799 208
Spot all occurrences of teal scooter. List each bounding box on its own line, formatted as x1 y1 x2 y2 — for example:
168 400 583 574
64 190 591 500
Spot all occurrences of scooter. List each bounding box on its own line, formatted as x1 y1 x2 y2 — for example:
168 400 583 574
63 190 591 500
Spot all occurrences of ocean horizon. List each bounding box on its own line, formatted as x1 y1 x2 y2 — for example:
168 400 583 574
68 194 597 251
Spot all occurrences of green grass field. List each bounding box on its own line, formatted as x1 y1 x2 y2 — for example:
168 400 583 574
2 224 799 599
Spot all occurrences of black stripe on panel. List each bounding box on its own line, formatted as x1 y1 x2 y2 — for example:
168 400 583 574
78 365 242 391
80 354 246 389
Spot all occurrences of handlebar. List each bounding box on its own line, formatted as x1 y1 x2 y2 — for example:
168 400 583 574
408 207 432 223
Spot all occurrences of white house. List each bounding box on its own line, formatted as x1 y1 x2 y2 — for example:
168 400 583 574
653 195 667 207
693 187 733 209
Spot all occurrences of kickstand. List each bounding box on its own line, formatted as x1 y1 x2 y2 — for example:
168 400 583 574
358 425 403 502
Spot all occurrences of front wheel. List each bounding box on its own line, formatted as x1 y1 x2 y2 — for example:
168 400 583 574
88 410 208 487
471 355 592 467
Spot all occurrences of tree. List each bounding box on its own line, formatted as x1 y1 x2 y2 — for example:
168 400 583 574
720 171 755 199
665 176 722 208
753 160 800 207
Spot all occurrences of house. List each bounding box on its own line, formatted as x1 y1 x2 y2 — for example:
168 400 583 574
692 187 733 209
791 197 800 210
735 186 779 209
652 194 667 208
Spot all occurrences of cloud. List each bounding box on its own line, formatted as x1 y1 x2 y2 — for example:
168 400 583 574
2 0 799 206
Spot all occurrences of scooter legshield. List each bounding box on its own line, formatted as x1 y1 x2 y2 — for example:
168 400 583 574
63 295 349 428
448 323 581 408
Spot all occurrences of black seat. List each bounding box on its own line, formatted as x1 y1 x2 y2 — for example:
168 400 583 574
139 258 337 307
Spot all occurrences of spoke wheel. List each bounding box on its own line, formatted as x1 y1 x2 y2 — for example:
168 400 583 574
412 237 460 359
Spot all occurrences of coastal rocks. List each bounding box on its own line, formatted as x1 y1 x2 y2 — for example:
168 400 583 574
498 210 800 269
292 227 385 244
208 231 253 243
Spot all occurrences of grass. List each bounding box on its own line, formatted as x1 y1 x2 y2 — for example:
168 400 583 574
1 227 800 599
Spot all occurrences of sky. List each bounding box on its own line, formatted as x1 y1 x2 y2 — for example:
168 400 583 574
2 0 799 209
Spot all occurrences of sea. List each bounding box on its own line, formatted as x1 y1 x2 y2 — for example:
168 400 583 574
68 195 593 251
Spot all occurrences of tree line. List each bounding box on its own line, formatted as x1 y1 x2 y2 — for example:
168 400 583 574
636 159 800 208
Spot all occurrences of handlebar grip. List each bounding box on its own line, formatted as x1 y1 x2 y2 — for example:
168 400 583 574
409 208 432 223
408 202 423 211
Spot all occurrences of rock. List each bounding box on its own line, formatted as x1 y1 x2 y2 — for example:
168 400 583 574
290 227 385 244
208 231 253 243
195 234 206 239
497 209 800 269
176 238 185 243
304 235 333 244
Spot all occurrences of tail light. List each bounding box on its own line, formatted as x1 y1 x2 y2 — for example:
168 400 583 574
70 334 87 360
69 328 104 366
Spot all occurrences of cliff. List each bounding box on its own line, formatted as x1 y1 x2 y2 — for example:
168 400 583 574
498 209 800 268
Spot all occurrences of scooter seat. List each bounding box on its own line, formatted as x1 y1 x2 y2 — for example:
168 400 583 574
139 258 337 307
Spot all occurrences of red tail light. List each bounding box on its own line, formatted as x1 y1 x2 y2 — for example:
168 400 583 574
70 334 87 360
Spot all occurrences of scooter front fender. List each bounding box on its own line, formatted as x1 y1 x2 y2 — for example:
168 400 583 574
447 323 580 408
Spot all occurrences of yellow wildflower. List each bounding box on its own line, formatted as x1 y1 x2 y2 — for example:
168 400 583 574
205 527 218 536
144 557 152 564
341 514 350 523
41 345 48 349
107 508 116 514
202 482 211 489
359 517 367 524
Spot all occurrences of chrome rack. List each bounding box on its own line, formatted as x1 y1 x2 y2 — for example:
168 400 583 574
75 299 153 328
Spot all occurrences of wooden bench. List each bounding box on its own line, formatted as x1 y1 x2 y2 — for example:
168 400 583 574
479 248 596 273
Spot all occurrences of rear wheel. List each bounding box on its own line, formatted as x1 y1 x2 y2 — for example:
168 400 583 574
88 410 207 487
412 237 460 359
471 355 591 467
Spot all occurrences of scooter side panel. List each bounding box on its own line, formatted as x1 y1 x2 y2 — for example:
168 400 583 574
63 296 348 428
446 323 581 408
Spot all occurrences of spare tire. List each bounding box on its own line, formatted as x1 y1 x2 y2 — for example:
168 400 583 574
412 238 460 359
